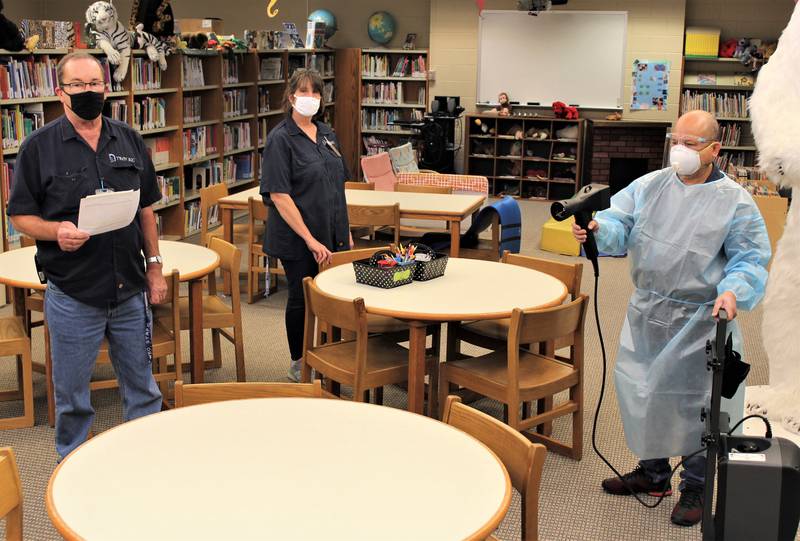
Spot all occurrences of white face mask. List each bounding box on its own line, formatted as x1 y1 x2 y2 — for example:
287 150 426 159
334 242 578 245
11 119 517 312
669 144 703 177
293 95 320 117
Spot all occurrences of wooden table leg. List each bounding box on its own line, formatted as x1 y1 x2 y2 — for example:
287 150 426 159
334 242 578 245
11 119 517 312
188 279 204 383
222 207 233 295
449 220 460 258
407 321 427 415
11 287 25 321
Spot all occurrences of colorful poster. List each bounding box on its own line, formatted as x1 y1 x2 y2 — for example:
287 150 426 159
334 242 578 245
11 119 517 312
631 60 670 111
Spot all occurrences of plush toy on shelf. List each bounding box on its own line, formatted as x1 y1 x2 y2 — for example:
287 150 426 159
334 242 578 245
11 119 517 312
473 118 495 136
734 38 748 58
495 92 512 116
552 101 578 120
129 0 174 39
719 37 738 58
85 1 131 82
131 23 167 69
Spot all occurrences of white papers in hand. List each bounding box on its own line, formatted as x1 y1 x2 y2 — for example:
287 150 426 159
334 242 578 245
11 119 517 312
77 189 140 235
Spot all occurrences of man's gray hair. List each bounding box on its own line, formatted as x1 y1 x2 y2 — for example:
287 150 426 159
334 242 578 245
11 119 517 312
56 52 104 86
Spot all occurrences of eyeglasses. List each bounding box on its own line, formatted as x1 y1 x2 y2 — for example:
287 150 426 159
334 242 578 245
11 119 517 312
61 81 106 92
665 133 716 149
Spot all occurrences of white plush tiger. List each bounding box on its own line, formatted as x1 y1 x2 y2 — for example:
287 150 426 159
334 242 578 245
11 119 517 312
85 1 131 83
131 23 168 70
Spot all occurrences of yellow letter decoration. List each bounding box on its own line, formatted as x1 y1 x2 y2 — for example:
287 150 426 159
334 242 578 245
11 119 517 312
267 0 279 18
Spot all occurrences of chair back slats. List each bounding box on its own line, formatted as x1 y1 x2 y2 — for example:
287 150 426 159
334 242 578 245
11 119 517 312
302 277 364 334
510 295 588 351
502 252 582 299
248 196 268 222
174 380 322 407
347 203 400 228
442 397 545 541
345 181 375 191
199 183 229 244
0 448 22 541
320 246 391 272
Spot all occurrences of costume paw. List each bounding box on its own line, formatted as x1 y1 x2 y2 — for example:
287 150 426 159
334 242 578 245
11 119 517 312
783 415 800 435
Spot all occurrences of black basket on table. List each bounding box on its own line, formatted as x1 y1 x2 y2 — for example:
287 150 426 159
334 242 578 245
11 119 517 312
408 243 448 281
352 250 417 289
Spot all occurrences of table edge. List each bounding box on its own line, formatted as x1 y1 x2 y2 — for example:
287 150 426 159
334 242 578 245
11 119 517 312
346 192 486 219
45 398 512 541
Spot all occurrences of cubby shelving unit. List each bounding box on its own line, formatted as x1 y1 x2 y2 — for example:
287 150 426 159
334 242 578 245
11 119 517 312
464 114 585 200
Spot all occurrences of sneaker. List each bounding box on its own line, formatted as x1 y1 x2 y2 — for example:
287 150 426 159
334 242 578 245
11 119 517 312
671 486 704 526
601 465 673 497
287 359 302 382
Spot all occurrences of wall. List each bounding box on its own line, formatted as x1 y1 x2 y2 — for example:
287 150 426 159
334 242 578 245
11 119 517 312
7 0 429 49
430 0 686 124
686 0 794 41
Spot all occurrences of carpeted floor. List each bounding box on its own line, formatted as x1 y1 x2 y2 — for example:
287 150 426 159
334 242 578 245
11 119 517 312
0 199 777 540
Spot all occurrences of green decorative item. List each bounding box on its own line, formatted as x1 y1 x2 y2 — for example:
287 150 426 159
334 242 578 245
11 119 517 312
308 9 337 40
367 11 396 45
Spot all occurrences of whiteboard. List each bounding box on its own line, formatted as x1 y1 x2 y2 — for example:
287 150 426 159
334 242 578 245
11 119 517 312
477 10 627 110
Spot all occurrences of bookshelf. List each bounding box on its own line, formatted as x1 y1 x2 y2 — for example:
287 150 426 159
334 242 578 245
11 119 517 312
0 47 338 250
680 55 758 170
464 114 586 200
333 48 429 179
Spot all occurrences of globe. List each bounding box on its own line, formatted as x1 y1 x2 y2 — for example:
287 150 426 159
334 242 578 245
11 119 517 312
367 11 396 45
308 9 337 41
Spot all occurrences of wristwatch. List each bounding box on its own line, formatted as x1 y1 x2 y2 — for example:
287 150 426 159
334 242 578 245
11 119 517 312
146 255 163 266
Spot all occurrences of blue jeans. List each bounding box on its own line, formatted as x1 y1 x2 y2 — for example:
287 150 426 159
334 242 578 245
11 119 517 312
45 283 162 459
640 453 706 492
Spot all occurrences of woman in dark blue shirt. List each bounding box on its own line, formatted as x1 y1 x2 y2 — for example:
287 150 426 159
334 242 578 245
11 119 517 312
260 68 351 381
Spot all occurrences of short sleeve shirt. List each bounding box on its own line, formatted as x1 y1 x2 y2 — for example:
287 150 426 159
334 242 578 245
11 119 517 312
259 116 351 260
6 115 161 307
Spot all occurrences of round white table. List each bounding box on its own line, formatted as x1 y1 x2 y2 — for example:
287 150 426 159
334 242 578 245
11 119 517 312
47 398 512 541
315 258 568 414
0 241 219 384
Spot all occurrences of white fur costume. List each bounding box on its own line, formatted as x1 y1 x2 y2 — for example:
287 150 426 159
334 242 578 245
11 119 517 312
747 0 800 435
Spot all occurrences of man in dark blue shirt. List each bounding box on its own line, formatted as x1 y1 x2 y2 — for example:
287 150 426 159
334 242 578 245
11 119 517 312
7 52 166 459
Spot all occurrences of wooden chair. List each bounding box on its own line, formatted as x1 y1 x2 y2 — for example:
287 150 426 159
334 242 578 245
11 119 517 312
395 184 452 236
347 203 400 248
18 236 43 335
247 197 284 303
301 277 412 402
396 183 452 195
456 253 583 434
440 295 589 460
200 183 262 247
44 272 183 427
442 396 546 541
344 181 375 190
0 447 23 541
175 237 246 382
174 379 322 407
0 318 33 430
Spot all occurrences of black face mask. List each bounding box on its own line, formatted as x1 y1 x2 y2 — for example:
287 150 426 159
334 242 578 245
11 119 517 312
66 90 105 121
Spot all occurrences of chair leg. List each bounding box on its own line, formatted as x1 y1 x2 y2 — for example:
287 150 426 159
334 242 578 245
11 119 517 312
427 358 440 418
247 253 255 304
233 323 246 382
300 359 312 383
437 367 450 420
571 383 583 460
20 345 34 427
211 329 222 369
375 386 384 405
537 396 554 436
507 400 521 431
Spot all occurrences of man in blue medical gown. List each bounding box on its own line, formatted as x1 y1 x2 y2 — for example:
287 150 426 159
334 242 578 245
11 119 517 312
573 110 771 526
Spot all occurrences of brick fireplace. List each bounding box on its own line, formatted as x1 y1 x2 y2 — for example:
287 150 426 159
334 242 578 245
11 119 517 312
588 121 672 193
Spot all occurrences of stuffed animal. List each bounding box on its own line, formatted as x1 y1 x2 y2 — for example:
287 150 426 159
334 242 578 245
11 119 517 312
496 92 512 116
748 0 800 436
507 124 523 140
131 23 167 70
555 124 579 140
473 118 495 135
129 0 173 39
719 38 738 58
86 1 131 83
0 0 25 51
734 38 748 58
181 32 208 50
552 101 578 120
